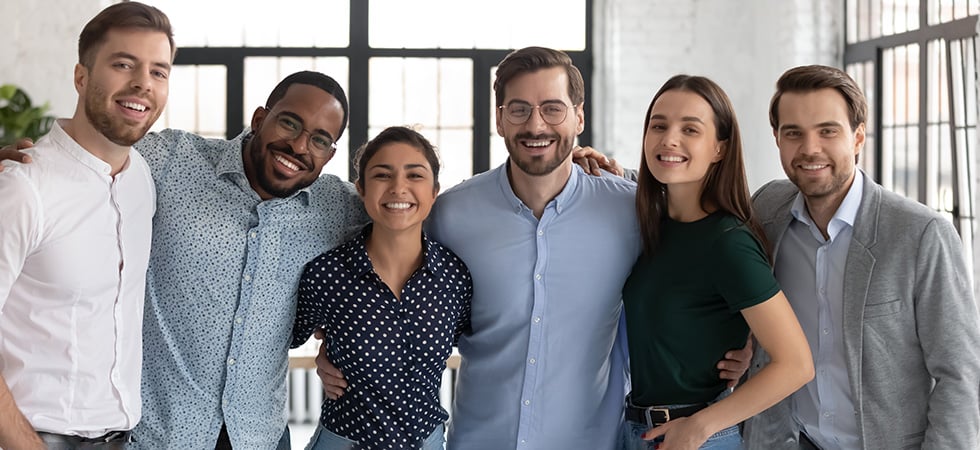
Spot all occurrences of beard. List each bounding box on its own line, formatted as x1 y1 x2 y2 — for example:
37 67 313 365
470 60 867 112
506 132 574 176
788 159 854 199
245 135 318 199
84 85 156 147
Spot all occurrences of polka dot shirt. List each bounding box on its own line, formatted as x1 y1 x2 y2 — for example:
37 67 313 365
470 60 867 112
292 224 473 450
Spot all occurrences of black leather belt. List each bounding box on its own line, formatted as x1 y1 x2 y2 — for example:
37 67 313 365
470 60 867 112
625 402 708 427
38 430 133 445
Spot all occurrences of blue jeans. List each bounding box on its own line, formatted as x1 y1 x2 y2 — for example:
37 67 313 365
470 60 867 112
305 423 445 450
620 419 742 450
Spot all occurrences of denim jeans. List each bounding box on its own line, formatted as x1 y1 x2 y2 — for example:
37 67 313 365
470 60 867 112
620 419 743 450
305 423 445 450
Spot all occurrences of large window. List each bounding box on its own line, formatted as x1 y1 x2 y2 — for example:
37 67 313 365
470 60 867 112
147 0 592 188
844 0 979 269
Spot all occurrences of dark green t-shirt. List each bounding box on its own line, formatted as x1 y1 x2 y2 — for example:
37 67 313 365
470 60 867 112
622 212 779 405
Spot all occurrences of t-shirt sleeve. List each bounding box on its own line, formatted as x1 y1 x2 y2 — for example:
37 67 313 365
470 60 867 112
710 227 780 312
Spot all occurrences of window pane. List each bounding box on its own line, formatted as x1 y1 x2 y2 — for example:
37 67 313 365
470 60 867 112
152 65 227 138
244 57 350 179
847 61 877 176
145 0 349 47
369 0 586 50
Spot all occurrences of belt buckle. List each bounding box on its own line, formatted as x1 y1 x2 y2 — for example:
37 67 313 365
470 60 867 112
643 408 670 427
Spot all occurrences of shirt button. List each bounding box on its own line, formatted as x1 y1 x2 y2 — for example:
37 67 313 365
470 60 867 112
222 400 229 407
823 328 829 335
534 274 541 281
228 357 236 365
235 317 243 324
823 411 831 418
529 358 536 364
249 231 257 238
533 317 541 323
524 400 530 406
537 230 544 236
244 274 252 282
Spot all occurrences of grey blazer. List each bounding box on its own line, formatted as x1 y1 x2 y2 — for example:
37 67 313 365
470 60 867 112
743 172 980 449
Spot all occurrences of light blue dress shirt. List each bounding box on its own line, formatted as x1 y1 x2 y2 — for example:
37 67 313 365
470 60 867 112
130 130 368 449
776 173 864 450
427 163 641 450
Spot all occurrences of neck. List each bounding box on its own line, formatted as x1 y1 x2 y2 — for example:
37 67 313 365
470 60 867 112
666 183 710 222
365 226 424 301
62 115 131 176
506 158 573 219
803 173 856 239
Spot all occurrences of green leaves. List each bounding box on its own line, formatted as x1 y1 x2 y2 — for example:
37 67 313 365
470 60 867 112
0 84 55 145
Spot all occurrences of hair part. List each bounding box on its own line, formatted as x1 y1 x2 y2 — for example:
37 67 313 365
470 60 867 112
769 64 867 131
353 126 441 192
78 1 176 69
493 46 585 107
265 71 350 140
636 75 770 259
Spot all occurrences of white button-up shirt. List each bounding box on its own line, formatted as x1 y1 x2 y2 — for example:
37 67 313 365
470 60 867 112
0 120 155 438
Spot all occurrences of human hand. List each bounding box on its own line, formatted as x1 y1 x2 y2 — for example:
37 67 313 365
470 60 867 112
718 335 753 388
642 416 710 450
313 328 347 399
0 138 35 173
572 145 623 177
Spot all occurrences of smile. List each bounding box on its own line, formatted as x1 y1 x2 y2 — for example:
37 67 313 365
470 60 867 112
274 154 300 171
658 155 687 162
118 101 147 112
384 202 413 210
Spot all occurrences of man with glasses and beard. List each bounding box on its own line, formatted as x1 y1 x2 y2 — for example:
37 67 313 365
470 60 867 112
0 3 174 448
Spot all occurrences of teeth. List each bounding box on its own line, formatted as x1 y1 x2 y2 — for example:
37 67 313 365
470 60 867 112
385 202 412 210
660 155 685 162
801 164 827 170
525 140 550 148
120 101 146 112
274 154 299 171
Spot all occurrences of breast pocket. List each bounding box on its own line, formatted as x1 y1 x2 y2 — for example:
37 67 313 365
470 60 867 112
864 298 903 318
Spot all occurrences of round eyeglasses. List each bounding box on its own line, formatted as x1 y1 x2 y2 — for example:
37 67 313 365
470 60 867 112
268 110 337 156
498 102 578 126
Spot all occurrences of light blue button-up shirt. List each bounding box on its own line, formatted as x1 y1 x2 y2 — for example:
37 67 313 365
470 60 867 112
776 173 864 450
130 130 367 449
428 163 641 450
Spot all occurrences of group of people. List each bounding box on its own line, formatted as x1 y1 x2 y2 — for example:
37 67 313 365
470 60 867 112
1 2 978 450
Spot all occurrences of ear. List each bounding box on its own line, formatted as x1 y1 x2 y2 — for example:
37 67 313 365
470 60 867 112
495 107 505 137
574 103 585 135
355 181 364 198
250 106 268 132
712 140 727 163
74 63 88 94
853 122 866 157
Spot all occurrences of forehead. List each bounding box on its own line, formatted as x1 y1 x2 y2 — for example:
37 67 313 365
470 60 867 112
777 88 850 126
502 67 570 103
269 84 345 137
368 142 431 167
94 28 173 63
650 90 713 119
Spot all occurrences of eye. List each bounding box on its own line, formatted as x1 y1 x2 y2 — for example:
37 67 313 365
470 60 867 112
542 104 564 115
310 134 334 150
648 122 666 131
820 128 839 137
113 62 133 70
152 69 169 80
683 126 700 135
782 130 801 139
277 116 300 131
372 172 392 179
508 104 531 116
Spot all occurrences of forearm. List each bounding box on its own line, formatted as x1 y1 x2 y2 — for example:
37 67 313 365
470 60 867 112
0 374 44 450
690 359 810 437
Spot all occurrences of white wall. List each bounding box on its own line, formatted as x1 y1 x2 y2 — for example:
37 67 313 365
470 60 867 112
0 0 112 118
593 0 842 190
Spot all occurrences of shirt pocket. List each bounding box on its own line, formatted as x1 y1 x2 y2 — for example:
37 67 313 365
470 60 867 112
864 298 903 318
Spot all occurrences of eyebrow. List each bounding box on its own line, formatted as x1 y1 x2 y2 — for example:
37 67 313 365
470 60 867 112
779 121 845 132
507 99 567 106
110 51 172 72
369 163 431 171
650 114 705 124
279 111 335 140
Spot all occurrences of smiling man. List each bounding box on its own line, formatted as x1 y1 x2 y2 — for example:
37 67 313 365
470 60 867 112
744 65 980 449
0 3 174 449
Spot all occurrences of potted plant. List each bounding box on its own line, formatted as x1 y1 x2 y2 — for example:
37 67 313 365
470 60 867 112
0 84 55 146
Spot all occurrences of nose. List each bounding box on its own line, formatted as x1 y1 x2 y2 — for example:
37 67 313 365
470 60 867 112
661 127 681 148
130 68 153 92
799 132 821 154
524 106 549 132
287 130 312 154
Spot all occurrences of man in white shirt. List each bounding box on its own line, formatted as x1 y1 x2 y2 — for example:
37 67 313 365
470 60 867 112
0 3 174 449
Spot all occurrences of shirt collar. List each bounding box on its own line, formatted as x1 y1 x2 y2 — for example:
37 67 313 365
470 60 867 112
217 129 311 204
51 119 129 176
497 159 579 215
789 169 865 241
347 223 443 278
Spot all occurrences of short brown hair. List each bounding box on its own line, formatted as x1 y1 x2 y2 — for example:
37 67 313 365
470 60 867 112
78 2 176 69
769 65 867 131
493 46 585 107
353 126 441 192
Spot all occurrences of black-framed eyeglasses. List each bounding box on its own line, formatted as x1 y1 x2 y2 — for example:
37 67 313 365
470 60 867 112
266 109 337 156
498 101 578 126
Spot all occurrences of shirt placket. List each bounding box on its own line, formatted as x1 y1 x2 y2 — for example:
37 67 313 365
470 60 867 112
516 214 550 447
108 175 132 423
814 241 837 441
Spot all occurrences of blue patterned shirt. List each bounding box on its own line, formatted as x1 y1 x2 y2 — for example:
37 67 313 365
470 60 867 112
131 129 368 449
292 224 472 449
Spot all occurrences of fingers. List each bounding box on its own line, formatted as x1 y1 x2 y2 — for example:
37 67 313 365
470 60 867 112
642 423 668 441
314 335 348 400
14 137 35 150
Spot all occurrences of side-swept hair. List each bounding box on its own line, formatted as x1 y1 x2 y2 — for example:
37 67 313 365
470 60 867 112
769 65 867 131
265 71 350 140
636 75 769 258
78 1 175 69
353 126 441 192
493 46 585 107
